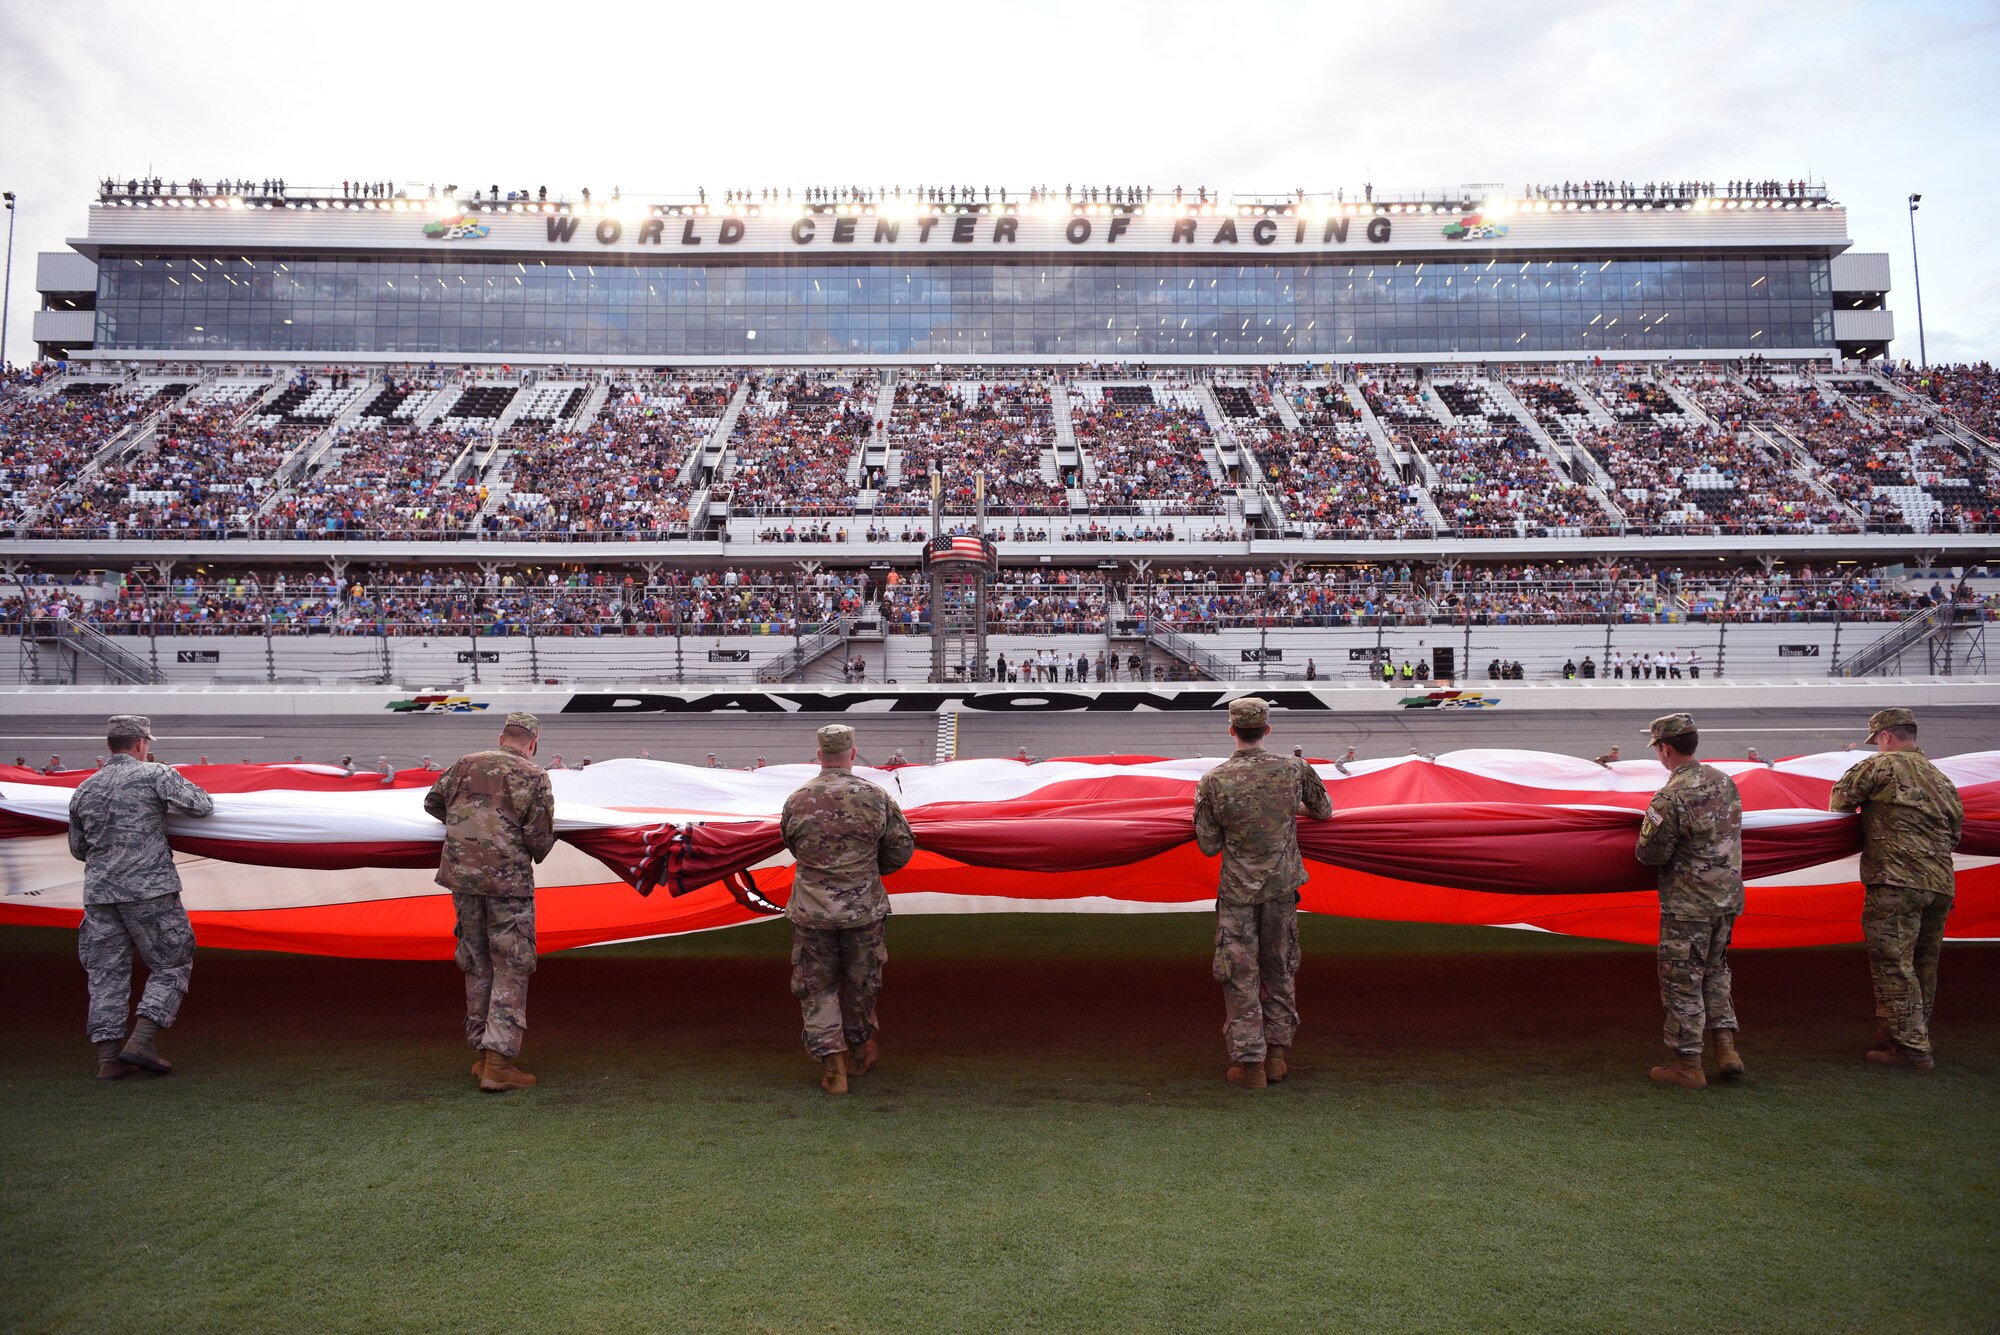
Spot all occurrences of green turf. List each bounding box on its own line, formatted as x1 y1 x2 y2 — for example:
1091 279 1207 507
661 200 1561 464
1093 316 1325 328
1 916 1995 1334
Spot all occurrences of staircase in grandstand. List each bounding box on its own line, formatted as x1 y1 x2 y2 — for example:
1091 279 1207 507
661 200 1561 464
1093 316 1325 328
1146 625 1241 682
1832 590 1987 677
753 615 854 683
17 616 166 685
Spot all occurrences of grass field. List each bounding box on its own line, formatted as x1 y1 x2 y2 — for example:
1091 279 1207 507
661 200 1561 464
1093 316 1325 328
2 915 1996 1334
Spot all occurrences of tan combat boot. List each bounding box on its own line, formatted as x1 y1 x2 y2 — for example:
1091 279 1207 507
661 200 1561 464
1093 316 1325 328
1709 1029 1745 1079
820 1052 850 1095
849 1038 879 1077
96 1040 133 1082
117 1017 172 1074
1865 1044 1935 1072
1649 1053 1707 1089
470 1052 486 1079
479 1049 538 1092
1226 1059 1268 1089
1266 1046 1291 1083
1870 1022 1894 1053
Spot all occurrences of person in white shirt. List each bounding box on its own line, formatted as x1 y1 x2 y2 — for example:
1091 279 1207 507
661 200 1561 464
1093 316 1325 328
1687 649 1701 680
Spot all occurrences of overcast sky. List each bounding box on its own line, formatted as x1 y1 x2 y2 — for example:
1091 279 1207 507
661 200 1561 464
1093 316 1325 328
2 0 1995 365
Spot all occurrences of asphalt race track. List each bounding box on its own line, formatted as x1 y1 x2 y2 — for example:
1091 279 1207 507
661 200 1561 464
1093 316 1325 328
3 703 1995 770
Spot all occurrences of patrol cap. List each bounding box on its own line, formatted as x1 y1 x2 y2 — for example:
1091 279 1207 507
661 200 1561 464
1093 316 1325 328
1865 706 1916 739
1228 697 1271 728
503 711 541 738
106 714 153 743
817 724 856 756
1642 712 1697 744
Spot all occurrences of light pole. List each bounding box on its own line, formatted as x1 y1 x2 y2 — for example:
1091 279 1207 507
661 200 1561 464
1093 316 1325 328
1907 193 1927 368
1 192 16 372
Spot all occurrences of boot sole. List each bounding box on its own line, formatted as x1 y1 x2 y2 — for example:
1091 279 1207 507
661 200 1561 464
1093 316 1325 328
116 1054 171 1074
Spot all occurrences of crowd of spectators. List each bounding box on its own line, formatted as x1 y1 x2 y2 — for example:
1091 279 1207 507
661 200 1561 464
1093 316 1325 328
1246 381 1433 537
883 571 1108 634
31 407 312 538
1406 426 1604 536
1069 384 1222 512
262 425 486 536
725 375 869 514
887 379 1067 515
483 382 723 537
1 383 158 527
9 559 1988 641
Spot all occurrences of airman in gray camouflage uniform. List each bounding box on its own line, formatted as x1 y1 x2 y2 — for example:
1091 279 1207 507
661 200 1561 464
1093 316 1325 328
779 724 917 1095
424 711 556 1092
1193 697 1334 1089
1829 707 1964 1071
67 715 215 1080
1634 713 1744 1090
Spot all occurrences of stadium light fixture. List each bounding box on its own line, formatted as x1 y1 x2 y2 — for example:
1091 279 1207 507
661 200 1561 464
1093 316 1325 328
1908 192 1927 367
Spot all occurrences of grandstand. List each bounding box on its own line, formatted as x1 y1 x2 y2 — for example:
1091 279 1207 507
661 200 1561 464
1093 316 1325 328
4 176 1994 684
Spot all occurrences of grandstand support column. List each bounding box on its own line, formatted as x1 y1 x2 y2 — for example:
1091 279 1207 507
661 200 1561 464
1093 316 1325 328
378 627 390 685
467 631 482 686
527 632 539 686
1462 609 1473 682
264 623 275 684
148 618 159 678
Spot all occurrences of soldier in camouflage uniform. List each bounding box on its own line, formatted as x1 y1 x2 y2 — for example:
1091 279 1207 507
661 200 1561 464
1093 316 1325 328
66 715 216 1080
423 711 557 1092
1634 713 1745 1090
779 723 917 1095
1829 707 1964 1071
1193 697 1335 1089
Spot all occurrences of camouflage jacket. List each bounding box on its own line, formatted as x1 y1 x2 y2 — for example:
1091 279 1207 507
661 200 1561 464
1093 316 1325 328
66 754 216 905
1193 748 1335 906
1829 747 1963 895
779 768 917 929
1635 760 1744 919
423 749 556 896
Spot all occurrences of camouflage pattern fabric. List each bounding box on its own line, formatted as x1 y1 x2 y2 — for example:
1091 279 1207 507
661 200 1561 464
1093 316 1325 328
1213 895 1301 1061
453 892 536 1058
1634 760 1744 919
423 749 556 896
779 770 916 929
1829 748 1964 897
1861 882 1952 1057
1193 749 1335 906
78 893 196 1043
66 754 215 904
790 920 888 1059
1658 913 1738 1054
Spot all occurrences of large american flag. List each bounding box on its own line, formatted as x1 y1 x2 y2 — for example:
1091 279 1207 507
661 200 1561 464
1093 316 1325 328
921 534 997 569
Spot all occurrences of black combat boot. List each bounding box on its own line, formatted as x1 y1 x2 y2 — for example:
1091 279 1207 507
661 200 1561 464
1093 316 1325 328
96 1040 133 1081
118 1017 172 1074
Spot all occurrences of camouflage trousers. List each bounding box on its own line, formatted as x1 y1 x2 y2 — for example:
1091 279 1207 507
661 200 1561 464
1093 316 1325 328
1861 883 1952 1058
790 920 887 1059
1658 913 1737 1055
79 893 195 1043
453 892 536 1059
1213 894 1301 1062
